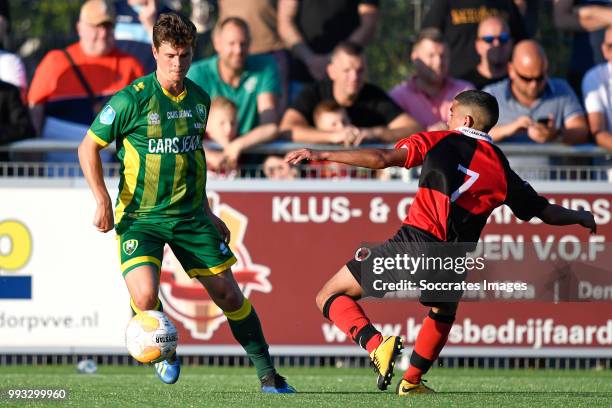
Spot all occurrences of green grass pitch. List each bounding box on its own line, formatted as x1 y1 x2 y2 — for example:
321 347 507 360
0 365 610 407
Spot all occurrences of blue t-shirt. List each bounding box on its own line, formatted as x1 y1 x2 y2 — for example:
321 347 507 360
483 78 584 143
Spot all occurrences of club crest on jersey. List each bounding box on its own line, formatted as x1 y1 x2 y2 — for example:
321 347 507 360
243 77 258 93
354 247 372 262
123 239 139 255
148 112 160 126
99 105 116 125
196 104 206 118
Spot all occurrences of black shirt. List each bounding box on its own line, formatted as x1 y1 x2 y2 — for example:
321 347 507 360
0 80 34 145
395 129 549 242
422 0 527 79
462 68 508 90
290 80 403 127
0 80 35 161
290 0 379 82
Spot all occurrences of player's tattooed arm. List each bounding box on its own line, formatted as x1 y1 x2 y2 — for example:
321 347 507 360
285 148 408 169
538 204 597 234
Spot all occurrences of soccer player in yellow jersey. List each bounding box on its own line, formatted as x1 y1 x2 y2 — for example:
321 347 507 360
78 12 295 392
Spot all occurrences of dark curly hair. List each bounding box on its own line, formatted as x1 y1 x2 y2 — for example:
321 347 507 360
153 12 197 50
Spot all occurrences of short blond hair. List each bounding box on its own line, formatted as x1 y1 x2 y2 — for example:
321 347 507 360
211 96 237 114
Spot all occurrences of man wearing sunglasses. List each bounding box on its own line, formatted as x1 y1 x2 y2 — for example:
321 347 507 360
484 40 589 146
464 16 513 90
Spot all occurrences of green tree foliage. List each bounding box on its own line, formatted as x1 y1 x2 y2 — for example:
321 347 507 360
365 0 419 91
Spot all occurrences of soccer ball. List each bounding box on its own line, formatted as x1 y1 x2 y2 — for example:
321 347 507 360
125 310 178 364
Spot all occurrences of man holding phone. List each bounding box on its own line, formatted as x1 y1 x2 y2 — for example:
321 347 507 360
483 40 589 145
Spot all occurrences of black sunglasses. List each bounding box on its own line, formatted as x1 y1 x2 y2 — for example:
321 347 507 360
515 70 546 83
479 33 511 45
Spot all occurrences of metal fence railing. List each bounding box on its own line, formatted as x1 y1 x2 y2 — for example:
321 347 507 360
1 353 609 370
0 162 610 182
1 139 610 181
2 139 611 157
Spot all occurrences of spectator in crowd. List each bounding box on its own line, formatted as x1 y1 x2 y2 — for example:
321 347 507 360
582 26 612 149
278 0 379 98
422 0 527 80
218 0 289 110
311 99 357 177
0 1 26 99
27 0 144 163
389 28 473 131
188 17 280 168
280 42 421 145
463 16 514 89
113 0 174 73
263 155 296 179
484 40 589 145
554 0 612 97
313 99 351 136
0 80 35 160
205 96 239 172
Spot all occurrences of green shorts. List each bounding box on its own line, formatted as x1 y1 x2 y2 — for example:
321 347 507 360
116 215 236 278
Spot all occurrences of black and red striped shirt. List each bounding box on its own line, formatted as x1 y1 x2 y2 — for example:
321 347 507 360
395 127 549 242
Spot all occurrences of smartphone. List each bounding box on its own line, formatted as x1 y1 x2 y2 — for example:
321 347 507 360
536 117 549 125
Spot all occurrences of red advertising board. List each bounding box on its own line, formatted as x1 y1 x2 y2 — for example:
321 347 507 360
159 182 612 356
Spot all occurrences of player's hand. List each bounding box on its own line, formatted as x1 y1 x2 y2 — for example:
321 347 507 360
577 210 597 234
209 213 231 244
285 148 323 164
93 200 114 233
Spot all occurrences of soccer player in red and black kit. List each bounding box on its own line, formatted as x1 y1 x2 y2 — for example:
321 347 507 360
285 90 596 396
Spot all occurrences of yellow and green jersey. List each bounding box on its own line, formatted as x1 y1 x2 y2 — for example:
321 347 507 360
87 72 210 225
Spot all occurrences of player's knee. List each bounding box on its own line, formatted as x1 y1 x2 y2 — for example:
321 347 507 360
213 286 243 311
315 289 330 313
132 292 158 311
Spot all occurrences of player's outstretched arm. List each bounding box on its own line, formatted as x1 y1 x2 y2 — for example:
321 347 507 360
285 148 407 169
78 136 114 233
538 204 597 233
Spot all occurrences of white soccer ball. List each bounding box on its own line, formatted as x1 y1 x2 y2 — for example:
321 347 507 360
125 310 178 364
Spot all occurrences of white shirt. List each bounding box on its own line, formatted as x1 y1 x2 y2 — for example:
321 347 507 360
0 50 26 92
582 62 612 131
